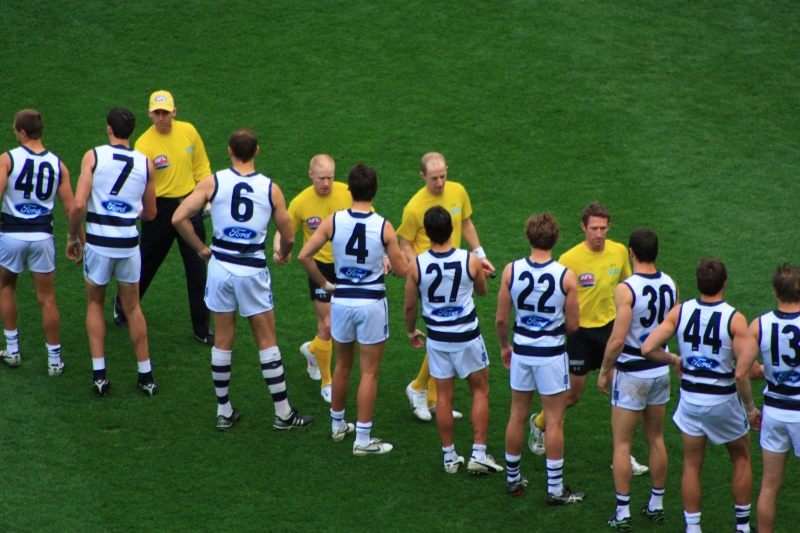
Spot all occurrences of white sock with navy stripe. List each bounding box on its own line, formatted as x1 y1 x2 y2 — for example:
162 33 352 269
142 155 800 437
734 503 751 533
212 348 233 417
546 458 564 496
355 421 372 447
684 511 701 533
260 347 291 419
443 444 458 463
505 452 521 483
616 493 631 520
649 486 665 511
331 408 345 431
46 343 61 365
5 329 18 354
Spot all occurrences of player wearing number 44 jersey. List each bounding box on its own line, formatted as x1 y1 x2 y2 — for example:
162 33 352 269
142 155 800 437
172 128 312 432
642 258 757 533
67 108 158 396
0 110 78 376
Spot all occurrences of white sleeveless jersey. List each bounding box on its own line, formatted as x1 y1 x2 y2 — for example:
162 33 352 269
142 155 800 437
209 168 273 276
509 259 568 366
330 210 386 307
85 144 149 258
618 272 678 378
1 146 63 241
677 299 738 405
759 310 800 422
417 248 479 351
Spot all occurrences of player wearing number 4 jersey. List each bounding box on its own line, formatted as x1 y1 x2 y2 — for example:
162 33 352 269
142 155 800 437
67 108 158 396
0 110 78 376
299 163 407 456
173 128 312 432
736 264 800 533
642 258 756 533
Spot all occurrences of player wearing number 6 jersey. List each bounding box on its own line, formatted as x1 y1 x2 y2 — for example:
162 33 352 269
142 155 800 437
735 264 800 533
497 212 583 504
642 258 756 533
598 229 678 530
173 128 313 432
299 163 407 456
67 108 157 396
0 110 77 375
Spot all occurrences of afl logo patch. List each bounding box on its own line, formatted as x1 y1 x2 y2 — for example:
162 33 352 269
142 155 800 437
153 155 170 169
306 216 321 230
578 273 595 287
155 95 168 102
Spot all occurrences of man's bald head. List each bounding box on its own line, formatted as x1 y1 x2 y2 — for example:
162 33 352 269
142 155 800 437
420 152 446 175
309 154 336 196
310 154 335 174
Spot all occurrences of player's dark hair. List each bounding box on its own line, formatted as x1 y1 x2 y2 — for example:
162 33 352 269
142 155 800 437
580 201 611 226
772 263 800 304
696 258 727 296
106 107 136 139
348 163 378 202
525 212 559 250
628 228 658 263
228 128 258 162
423 206 453 245
14 109 43 140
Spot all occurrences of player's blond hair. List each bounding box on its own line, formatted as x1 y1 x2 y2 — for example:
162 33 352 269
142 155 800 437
420 152 446 174
309 154 335 174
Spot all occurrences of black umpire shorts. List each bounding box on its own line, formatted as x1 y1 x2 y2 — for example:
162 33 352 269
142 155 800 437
567 321 614 376
308 260 336 302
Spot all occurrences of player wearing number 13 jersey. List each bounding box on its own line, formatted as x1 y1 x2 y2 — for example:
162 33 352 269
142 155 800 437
0 110 77 375
642 258 756 533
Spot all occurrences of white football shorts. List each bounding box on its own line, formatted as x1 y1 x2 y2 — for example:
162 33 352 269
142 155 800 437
0 233 55 274
84 245 140 285
427 335 490 380
672 394 749 445
510 353 569 395
760 407 800 456
611 371 670 411
331 298 388 345
205 257 274 317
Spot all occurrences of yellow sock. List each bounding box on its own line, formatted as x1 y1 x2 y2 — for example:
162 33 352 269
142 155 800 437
426 373 438 408
535 409 546 431
411 355 431 392
309 336 333 387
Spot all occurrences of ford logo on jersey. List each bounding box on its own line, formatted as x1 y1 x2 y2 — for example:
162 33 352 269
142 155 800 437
687 357 720 370
101 200 133 214
306 216 321 230
521 315 551 329
339 267 372 281
153 155 170 169
433 306 464 318
773 371 800 383
14 203 48 216
578 273 595 287
223 227 256 240
638 332 650 344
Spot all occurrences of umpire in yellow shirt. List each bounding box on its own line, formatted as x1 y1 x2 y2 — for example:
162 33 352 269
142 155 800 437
114 90 213 344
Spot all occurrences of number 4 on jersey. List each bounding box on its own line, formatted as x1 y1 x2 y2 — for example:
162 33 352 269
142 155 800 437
345 223 368 264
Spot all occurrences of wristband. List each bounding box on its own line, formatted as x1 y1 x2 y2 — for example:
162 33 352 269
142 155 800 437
383 251 388 259
408 329 425 339
67 234 80 244
323 281 335 292
744 401 755 413
473 247 486 259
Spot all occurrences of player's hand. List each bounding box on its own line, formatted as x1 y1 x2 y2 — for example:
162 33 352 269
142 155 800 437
480 257 495 277
66 238 83 264
382 256 392 275
597 370 610 395
749 363 764 380
748 407 762 431
672 355 683 379
201 202 211 219
198 247 212 262
501 346 512 370
408 330 425 349
273 251 290 265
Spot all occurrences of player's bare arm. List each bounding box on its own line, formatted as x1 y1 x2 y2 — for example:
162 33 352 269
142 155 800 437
403 259 424 349
269 183 295 264
382 222 407 278
494 263 513 369
462 217 495 275
730 312 761 429
563 269 580 335
66 150 95 263
140 159 157 221
598 283 633 394
469 251 487 296
641 304 682 368
172 175 214 260
298 215 333 289
399 237 417 263
0 152 10 194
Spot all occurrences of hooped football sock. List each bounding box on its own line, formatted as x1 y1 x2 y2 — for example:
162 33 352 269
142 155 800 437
471 443 487 462
355 421 372 447
309 336 333 387
734 503 751 533
546 458 564 496
46 343 61 365
505 452 521 482
212 348 233 417
684 511 701 533
4 329 19 354
92 357 106 380
331 408 345 431
260 347 291 419
649 486 665 511
442 444 458 463
535 410 546 431
616 493 631 520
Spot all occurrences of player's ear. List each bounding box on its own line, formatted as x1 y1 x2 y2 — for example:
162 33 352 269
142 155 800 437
172 108 177 117
309 169 314 179
255 146 260 157
107 125 113 137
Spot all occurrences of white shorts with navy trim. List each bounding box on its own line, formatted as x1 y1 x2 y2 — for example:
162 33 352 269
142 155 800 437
428 335 489 380
760 408 800 456
84 246 140 285
331 298 388 345
0 233 55 274
205 257 274 317
510 353 570 395
672 394 749 445
611 371 670 411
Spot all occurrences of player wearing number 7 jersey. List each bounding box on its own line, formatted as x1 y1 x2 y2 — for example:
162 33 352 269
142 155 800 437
642 258 756 533
0 110 78 376
67 108 157 396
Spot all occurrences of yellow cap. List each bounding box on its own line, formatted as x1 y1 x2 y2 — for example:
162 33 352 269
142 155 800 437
149 90 175 112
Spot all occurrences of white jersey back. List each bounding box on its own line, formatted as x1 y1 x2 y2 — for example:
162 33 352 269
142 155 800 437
85 144 149 258
331 210 386 307
209 168 273 276
618 272 678 378
1 146 62 241
759 310 800 422
677 299 738 405
417 248 479 351
509 259 568 366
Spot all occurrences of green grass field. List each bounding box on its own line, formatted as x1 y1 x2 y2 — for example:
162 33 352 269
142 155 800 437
1 1 799 531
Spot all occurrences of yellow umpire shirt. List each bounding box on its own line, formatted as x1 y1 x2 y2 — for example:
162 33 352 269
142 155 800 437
559 240 631 328
134 120 211 198
396 181 473 255
287 181 353 264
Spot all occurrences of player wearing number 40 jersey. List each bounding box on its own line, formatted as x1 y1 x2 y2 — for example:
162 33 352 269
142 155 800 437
67 108 157 396
172 128 313 432
642 258 757 533
0 110 78 376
